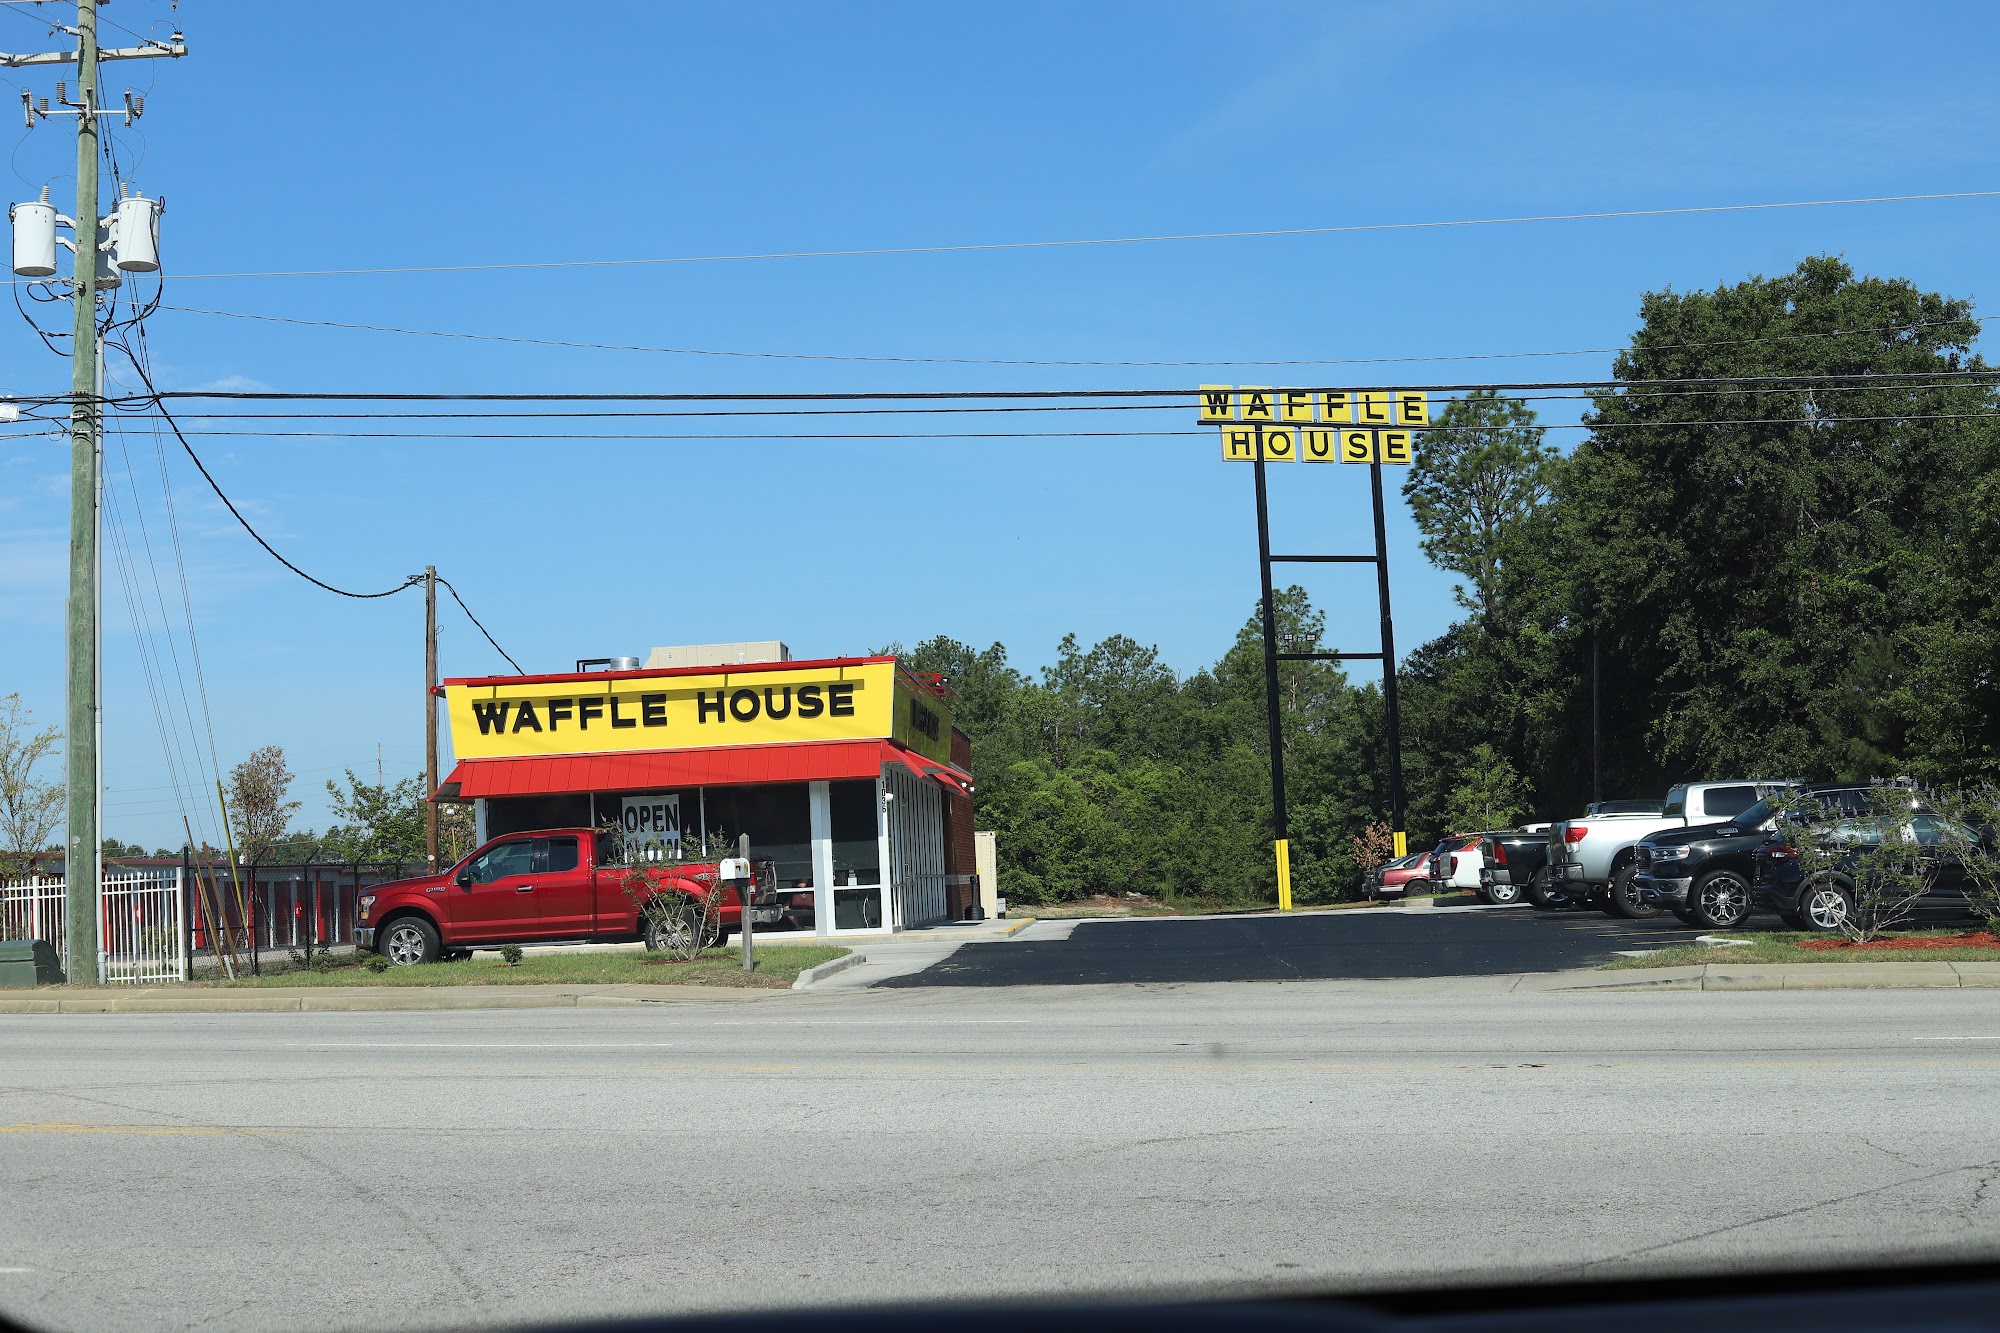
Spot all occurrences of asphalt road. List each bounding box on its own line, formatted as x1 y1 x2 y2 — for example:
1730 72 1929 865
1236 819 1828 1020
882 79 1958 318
5 983 2000 1333
881 906 1695 986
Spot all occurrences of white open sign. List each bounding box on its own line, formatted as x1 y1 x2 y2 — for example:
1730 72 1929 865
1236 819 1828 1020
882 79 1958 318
620 794 681 861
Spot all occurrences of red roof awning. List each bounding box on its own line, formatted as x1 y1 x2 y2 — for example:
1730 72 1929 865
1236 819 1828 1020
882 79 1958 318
891 749 974 792
438 739 910 800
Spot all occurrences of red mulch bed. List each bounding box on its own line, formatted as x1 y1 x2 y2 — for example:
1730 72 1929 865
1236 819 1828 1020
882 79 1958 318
1795 932 2000 952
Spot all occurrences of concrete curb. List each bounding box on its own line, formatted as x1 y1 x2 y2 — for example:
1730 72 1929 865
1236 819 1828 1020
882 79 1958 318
0 982 796 1014
1559 960 2000 992
791 952 869 989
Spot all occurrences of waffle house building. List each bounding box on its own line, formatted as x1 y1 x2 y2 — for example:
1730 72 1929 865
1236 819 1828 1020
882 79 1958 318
435 644 977 936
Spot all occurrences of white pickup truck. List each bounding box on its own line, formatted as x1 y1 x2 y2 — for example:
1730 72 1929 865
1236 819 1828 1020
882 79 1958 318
1545 779 1794 918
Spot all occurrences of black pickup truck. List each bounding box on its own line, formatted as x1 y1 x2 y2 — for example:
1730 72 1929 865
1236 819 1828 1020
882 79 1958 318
1478 828 1552 906
1632 784 1881 928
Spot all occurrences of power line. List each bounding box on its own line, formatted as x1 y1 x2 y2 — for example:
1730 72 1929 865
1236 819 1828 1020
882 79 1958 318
102 188 2000 283
36 373 1994 422
90 409 2000 443
156 305 1989 370
436 578 522 674
113 345 423 599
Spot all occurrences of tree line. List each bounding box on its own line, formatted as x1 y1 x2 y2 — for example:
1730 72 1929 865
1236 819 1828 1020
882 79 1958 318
900 257 2000 907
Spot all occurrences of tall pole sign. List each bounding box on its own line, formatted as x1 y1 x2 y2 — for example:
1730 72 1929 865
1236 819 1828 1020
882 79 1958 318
1201 385 1425 910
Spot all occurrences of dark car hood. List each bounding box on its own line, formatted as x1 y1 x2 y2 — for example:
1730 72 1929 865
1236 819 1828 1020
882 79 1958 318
1648 819 1762 848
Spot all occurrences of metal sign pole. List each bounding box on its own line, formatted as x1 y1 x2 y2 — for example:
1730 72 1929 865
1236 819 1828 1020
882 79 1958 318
1368 461 1407 857
738 832 755 972
1251 424 1292 911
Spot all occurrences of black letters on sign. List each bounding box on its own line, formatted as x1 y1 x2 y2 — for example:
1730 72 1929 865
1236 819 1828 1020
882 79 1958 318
764 686 792 719
828 682 855 717
641 693 668 727
796 684 824 718
545 698 575 731
609 697 636 729
577 698 604 730
511 700 543 733
471 700 512 735
696 690 723 724
729 688 760 722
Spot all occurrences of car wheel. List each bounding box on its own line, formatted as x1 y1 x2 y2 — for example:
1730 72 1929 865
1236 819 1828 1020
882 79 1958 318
1689 870 1754 930
1799 879 1855 933
642 903 699 953
1406 878 1432 897
379 917 440 967
1608 865 1661 919
1527 869 1572 910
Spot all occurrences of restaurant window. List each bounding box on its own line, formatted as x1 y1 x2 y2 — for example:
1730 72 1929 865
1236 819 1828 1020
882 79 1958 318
829 779 883 929
703 784 813 886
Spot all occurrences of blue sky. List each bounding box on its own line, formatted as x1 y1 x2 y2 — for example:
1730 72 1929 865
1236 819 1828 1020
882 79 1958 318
4 0 1999 850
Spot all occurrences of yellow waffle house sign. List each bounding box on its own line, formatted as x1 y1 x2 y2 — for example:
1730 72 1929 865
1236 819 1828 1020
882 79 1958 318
1199 385 1428 465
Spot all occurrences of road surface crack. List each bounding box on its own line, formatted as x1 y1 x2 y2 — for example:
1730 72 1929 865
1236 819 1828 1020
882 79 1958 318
1539 1156 2000 1280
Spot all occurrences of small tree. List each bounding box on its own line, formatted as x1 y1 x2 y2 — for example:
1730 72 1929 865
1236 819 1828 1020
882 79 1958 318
607 827 734 961
1443 744 1530 832
227 745 301 863
1777 786 1943 942
0 694 63 874
1349 820 1398 874
320 770 426 864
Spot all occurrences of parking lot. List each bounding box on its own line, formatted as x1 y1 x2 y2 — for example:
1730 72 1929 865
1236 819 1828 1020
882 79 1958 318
879 904 1699 987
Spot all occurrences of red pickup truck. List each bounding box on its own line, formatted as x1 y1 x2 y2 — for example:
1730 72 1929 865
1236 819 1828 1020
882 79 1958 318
355 827 783 966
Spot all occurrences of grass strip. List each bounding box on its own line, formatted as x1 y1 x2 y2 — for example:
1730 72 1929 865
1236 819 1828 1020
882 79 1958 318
1602 928 2000 969
197 946 849 989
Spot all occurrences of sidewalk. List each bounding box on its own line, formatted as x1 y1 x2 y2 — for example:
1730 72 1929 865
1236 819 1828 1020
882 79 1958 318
11 956 2000 1011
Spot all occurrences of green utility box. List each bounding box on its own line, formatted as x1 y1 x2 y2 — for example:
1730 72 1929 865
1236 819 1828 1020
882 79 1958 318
0 939 65 987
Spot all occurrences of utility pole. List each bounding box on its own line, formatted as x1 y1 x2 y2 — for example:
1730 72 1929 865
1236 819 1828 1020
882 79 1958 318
1591 630 1602 804
424 566 439 871
5 5 185 984
62 0 102 984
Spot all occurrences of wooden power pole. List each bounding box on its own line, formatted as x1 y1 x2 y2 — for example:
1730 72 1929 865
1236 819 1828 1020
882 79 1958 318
424 565 439 871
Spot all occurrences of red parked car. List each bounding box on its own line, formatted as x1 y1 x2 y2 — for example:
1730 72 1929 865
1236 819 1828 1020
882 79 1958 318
1366 850 1433 899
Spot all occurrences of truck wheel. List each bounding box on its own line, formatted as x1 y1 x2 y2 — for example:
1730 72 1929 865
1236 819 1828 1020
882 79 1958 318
1608 866 1661 919
642 906 698 954
1484 880 1522 905
1671 907 1699 926
379 917 440 967
1689 870 1753 929
1527 869 1572 910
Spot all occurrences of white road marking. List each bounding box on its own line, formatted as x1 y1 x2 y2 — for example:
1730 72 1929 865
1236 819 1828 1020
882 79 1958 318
1912 1036 2000 1042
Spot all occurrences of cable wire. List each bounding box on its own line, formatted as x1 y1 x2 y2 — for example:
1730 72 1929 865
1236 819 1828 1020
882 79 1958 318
97 188 2000 283
112 344 423 599
437 577 522 674
156 305 1989 370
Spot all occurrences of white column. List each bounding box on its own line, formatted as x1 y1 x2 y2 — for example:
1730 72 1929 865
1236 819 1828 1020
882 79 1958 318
474 799 489 846
876 773 894 931
809 780 833 939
